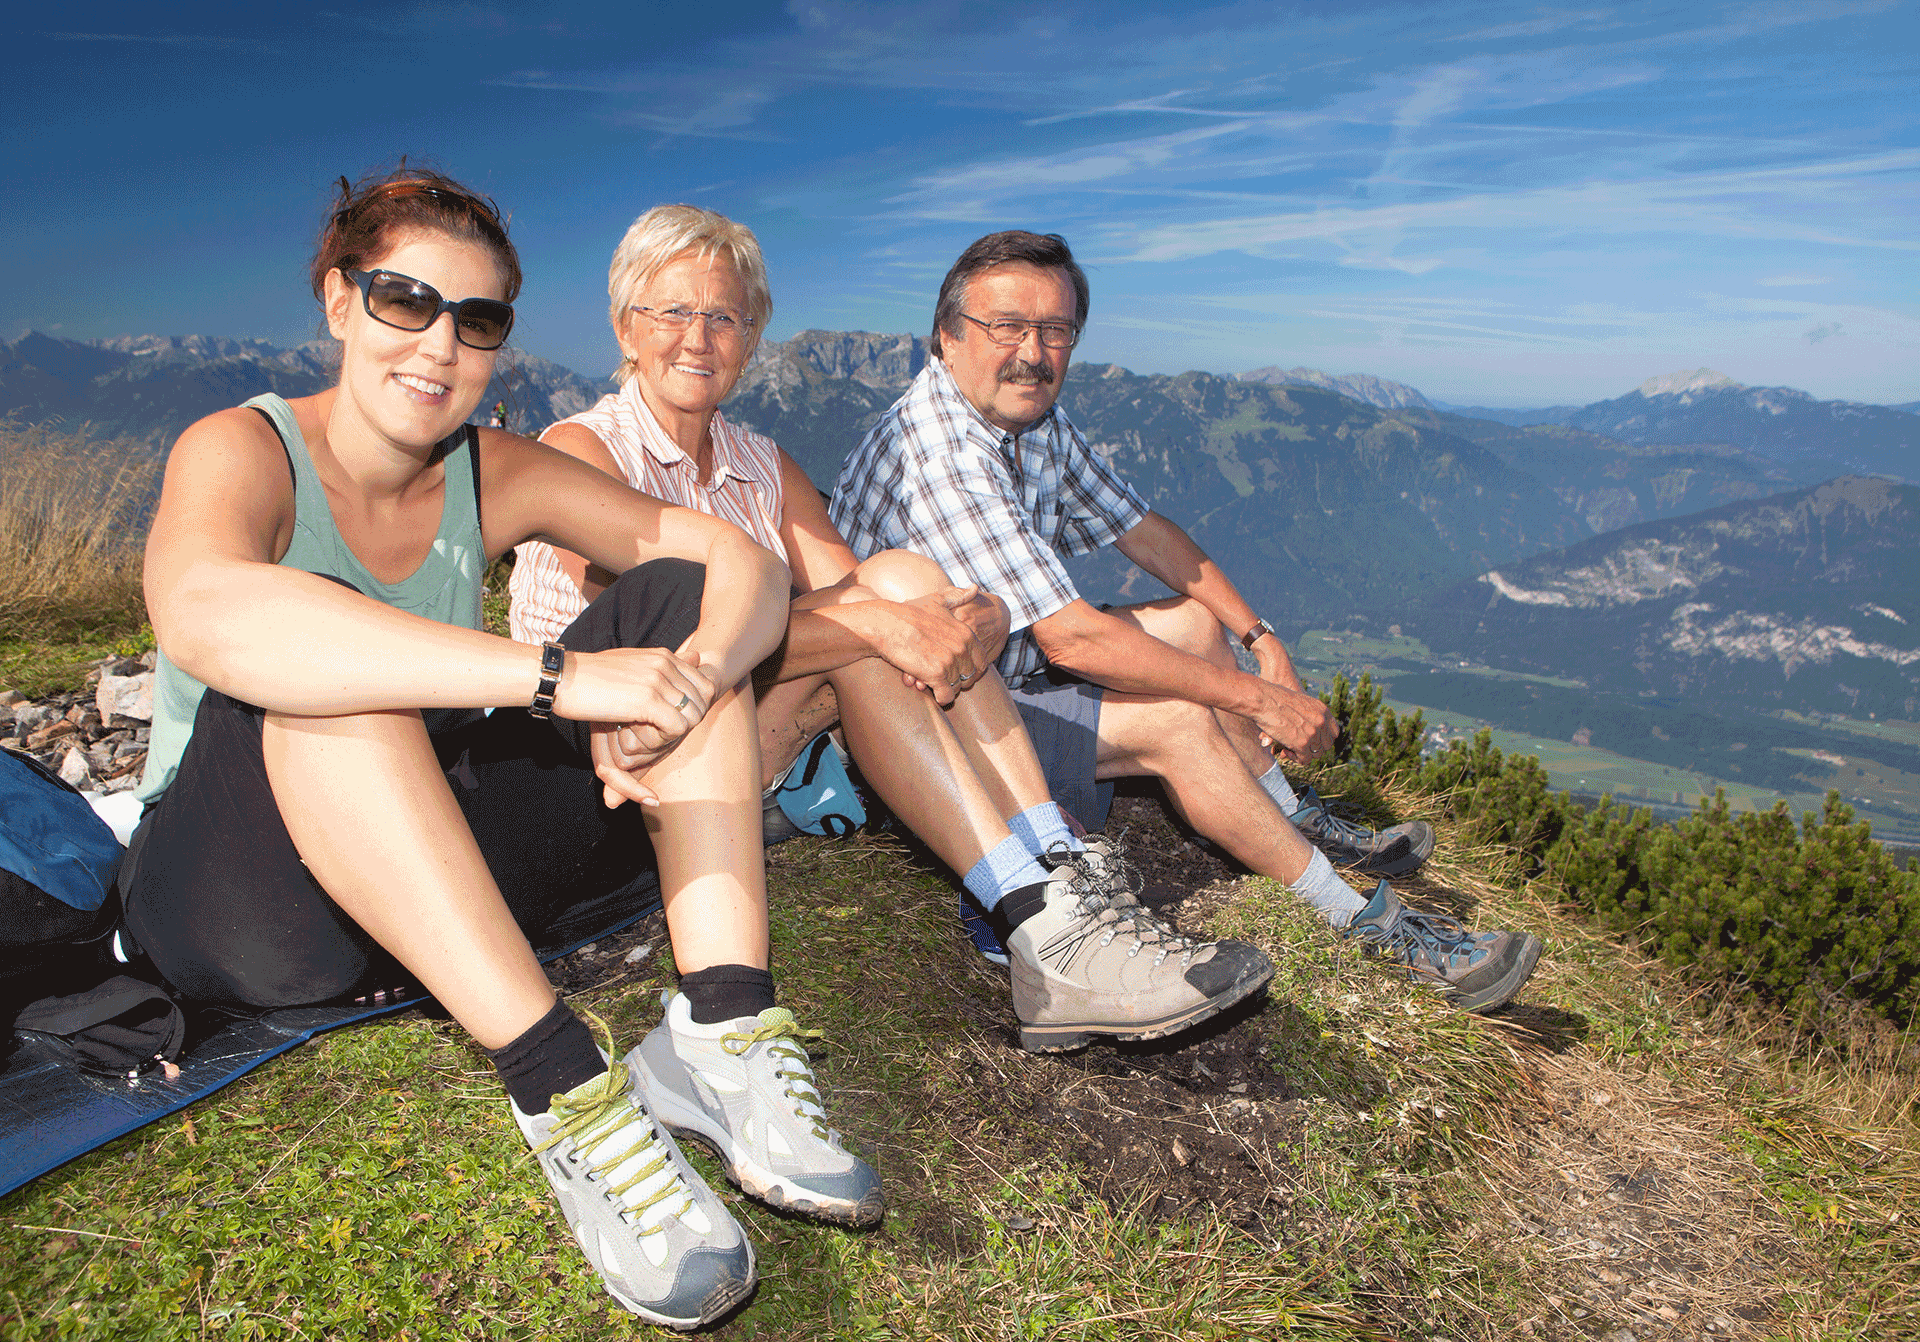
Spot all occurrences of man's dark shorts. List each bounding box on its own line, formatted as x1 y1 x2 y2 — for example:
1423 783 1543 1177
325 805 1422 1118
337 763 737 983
1006 666 1114 832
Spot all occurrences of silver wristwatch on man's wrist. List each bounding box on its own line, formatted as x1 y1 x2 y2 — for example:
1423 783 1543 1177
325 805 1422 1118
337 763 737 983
1240 618 1276 652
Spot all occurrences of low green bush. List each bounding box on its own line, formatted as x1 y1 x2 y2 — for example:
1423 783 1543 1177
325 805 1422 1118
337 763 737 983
1321 673 1920 1024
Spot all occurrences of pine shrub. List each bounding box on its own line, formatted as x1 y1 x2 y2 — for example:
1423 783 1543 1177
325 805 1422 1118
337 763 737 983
1318 674 1920 1024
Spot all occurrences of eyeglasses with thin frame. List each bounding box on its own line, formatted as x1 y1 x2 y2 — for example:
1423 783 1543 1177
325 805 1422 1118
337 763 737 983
631 304 756 341
958 312 1080 350
342 268 515 350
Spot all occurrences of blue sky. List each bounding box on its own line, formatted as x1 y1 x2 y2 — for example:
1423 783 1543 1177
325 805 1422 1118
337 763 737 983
4 0 1916 405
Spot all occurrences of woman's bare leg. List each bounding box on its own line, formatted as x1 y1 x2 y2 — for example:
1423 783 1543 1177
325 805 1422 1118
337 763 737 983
641 680 770 975
261 708 554 1051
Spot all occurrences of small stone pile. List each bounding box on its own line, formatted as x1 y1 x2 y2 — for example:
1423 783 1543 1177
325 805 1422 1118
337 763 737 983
1 653 156 794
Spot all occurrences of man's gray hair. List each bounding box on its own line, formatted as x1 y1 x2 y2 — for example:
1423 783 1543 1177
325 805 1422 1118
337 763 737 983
930 231 1089 360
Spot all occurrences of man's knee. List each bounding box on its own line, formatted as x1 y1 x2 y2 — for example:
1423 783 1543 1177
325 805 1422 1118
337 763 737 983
1136 596 1233 664
1104 692 1228 773
853 548 949 603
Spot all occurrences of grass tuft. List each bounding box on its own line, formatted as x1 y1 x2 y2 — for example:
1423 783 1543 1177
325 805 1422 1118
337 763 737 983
0 421 159 696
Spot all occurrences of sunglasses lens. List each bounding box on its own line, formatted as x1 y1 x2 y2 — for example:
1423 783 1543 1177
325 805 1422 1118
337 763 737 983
455 301 513 350
366 273 440 331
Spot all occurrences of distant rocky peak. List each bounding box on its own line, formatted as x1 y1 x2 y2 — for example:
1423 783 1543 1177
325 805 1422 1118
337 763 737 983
1636 369 1742 398
748 329 926 392
1238 365 1434 411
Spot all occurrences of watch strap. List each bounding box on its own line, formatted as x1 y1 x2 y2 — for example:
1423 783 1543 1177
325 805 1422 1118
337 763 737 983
528 641 565 719
1240 618 1275 652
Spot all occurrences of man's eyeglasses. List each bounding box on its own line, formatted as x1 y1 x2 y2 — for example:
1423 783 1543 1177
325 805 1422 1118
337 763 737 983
959 313 1080 350
342 268 515 350
632 305 756 340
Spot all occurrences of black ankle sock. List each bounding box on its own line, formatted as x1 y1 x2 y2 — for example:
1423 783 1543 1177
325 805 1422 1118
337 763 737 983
486 999 602 1114
680 965 776 1024
997 880 1052 936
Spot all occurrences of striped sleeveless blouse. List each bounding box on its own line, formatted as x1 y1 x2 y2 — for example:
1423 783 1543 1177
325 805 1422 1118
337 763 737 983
509 378 789 645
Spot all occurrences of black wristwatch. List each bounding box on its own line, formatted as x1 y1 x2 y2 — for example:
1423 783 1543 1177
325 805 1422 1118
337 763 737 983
529 642 565 719
1240 618 1276 652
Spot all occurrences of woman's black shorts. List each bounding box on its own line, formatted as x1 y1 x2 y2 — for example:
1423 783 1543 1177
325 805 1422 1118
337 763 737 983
119 559 705 1009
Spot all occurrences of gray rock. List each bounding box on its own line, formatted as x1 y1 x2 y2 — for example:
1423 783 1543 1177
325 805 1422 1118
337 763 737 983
96 671 155 723
58 747 92 787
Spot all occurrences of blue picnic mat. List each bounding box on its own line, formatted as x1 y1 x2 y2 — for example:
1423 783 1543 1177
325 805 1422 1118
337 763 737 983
0 880 660 1200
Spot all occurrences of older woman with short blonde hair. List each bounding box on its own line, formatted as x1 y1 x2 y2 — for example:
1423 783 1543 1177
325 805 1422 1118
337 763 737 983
511 203 1130 1017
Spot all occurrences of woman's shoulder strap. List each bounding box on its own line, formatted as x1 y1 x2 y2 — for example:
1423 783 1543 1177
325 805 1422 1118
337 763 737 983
239 393 300 490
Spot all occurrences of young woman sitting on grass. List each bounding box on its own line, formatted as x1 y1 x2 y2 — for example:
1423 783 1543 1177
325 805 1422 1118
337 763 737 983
119 167 878 1331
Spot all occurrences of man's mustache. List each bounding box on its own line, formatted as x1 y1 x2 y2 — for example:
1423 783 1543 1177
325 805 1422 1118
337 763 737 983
999 359 1055 386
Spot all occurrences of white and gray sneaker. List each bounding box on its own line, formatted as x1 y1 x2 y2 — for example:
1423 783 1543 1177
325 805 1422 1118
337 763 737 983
1009 867 1274 1053
632 992 885 1228
512 1056 755 1331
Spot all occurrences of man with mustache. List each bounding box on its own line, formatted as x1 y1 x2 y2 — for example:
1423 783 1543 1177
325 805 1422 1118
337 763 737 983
830 231 1541 1014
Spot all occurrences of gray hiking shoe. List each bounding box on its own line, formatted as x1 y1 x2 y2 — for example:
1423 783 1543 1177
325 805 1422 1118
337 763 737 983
512 1055 754 1331
1008 868 1273 1053
1292 785 1435 878
633 992 884 1228
1342 880 1542 1012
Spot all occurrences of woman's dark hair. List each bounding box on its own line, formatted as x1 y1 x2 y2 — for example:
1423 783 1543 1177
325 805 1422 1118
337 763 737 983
929 231 1089 359
311 163 522 305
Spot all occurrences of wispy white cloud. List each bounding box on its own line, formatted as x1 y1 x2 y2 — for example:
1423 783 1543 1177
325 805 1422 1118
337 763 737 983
1115 151 1920 265
44 30 259 46
1758 273 1833 286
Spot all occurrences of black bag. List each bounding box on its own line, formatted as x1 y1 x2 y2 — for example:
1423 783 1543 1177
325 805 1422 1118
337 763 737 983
2 747 185 1077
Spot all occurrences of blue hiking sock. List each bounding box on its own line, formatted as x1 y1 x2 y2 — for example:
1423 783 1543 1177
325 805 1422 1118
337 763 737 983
1258 763 1301 817
1289 848 1367 927
964 832 1053 910
1007 801 1084 856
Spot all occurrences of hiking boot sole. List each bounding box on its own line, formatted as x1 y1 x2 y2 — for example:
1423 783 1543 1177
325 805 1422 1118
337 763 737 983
1016 962 1274 1053
1448 931 1543 1013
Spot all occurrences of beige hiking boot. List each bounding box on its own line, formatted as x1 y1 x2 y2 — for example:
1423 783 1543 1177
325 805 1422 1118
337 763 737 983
1007 870 1274 1052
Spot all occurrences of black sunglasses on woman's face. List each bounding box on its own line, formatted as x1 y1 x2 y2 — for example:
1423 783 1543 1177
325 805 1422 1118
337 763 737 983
342 268 515 351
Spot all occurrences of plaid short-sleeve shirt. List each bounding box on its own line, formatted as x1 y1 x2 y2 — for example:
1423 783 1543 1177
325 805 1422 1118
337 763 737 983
829 358 1149 686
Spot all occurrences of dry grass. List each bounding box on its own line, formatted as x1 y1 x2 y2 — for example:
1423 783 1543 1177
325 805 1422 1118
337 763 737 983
0 420 158 642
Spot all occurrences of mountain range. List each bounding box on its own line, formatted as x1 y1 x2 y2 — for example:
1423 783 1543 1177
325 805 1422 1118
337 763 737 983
0 331 611 447
5 326 1915 727
1403 475 1920 720
1435 369 1915 480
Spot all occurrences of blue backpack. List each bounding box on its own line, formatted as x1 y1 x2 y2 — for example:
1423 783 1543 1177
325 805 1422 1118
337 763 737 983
1 746 123 921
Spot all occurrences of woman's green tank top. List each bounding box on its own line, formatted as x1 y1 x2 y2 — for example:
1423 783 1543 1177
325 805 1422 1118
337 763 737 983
137 394 486 803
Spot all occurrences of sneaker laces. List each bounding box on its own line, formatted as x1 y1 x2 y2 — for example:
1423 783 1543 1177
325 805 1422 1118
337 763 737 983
1350 908 1485 972
1297 791 1390 849
721 1009 832 1140
529 1061 693 1231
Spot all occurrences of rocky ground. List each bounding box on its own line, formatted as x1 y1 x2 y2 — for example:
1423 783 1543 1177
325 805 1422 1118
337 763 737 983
2 654 155 792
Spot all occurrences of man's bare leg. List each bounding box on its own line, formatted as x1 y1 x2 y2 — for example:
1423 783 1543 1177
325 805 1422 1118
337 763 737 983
1093 692 1317 886
1109 596 1277 779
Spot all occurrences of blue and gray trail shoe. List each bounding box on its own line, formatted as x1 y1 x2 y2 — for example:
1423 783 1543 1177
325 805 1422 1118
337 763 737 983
1291 786 1435 878
1342 879 1541 1013
513 1055 755 1331
634 992 885 1228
